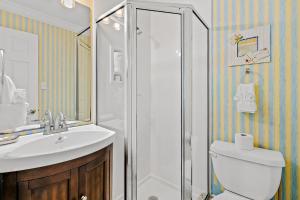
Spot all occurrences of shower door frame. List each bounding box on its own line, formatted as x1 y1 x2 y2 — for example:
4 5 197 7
127 3 190 200
125 1 209 200
95 1 209 200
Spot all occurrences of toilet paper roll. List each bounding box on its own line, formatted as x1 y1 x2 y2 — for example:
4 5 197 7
235 133 254 150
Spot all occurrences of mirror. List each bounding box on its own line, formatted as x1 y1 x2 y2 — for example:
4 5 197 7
0 0 91 132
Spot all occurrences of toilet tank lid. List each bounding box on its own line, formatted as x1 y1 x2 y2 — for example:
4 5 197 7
210 141 285 167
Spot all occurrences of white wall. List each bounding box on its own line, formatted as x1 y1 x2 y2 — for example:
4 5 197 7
94 0 211 27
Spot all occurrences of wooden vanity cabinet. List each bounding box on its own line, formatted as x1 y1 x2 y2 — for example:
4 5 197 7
0 145 112 200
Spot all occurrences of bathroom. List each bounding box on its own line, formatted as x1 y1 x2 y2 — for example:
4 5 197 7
0 0 298 199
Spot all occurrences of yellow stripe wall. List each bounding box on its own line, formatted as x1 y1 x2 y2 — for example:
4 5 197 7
0 10 77 119
76 0 92 8
212 0 299 199
77 36 91 121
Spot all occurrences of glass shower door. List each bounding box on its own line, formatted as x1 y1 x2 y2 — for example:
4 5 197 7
96 3 209 200
96 7 126 200
191 13 209 199
136 9 182 200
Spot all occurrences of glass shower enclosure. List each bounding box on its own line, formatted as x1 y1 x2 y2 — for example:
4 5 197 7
96 1 209 200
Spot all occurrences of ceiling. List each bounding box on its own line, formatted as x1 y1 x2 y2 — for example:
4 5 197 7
0 0 90 33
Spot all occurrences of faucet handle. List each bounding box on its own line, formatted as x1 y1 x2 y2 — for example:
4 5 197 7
40 119 46 129
57 112 67 129
58 112 65 121
43 111 54 128
42 111 54 134
45 111 53 121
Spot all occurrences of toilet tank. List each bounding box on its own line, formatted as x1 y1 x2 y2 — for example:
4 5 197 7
210 141 285 200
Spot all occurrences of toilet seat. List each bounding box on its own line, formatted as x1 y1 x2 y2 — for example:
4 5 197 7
213 191 250 200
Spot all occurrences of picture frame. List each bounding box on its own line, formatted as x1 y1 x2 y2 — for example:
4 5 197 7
227 25 271 67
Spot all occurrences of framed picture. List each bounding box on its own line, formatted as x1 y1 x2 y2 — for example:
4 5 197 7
227 25 271 67
237 36 258 57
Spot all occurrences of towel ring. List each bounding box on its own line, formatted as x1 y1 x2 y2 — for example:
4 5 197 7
240 67 263 84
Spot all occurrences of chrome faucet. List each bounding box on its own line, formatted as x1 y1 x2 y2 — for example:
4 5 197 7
42 111 54 134
55 112 68 131
42 111 68 135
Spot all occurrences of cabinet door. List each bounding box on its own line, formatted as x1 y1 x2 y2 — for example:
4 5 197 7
78 149 111 200
18 170 78 200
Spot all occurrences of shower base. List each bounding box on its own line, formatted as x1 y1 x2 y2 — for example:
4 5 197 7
115 175 207 200
138 175 180 200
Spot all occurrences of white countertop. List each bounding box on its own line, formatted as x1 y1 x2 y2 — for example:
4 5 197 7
0 124 116 173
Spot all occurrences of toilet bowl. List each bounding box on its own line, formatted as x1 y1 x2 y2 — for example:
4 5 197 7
210 141 285 200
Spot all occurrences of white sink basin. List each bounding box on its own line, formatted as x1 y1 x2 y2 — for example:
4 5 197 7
7 131 111 158
0 124 115 173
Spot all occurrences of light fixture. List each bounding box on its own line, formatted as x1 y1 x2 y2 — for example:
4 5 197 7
115 9 123 18
61 0 75 9
113 23 121 31
102 17 111 25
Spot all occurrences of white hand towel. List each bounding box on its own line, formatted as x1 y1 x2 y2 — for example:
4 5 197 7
234 83 257 113
12 89 27 104
0 103 28 130
0 75 16 104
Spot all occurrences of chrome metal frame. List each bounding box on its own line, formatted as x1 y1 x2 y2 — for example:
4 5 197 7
0 49 5 105
75 27 92 121
125 4 136 200
0 49 5 86
182 7 193 200
191 10 211 198
95 1 209 199
206 17 211 199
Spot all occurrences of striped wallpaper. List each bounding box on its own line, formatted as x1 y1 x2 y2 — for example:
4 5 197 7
0 10 77 119
212 0 299 199
77 35 92 121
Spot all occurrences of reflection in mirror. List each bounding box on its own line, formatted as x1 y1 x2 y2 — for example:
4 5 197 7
77 28 91 121
0 0 91 132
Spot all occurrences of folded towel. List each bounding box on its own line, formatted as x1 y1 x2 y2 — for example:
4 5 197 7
0 75 16 104
234 83 257 113
12 89 27 104
0 103 28 130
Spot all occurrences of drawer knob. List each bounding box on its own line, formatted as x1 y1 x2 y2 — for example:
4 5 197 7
81 196 88 200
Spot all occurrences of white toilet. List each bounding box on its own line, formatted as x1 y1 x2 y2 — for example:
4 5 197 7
210 141 285 200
